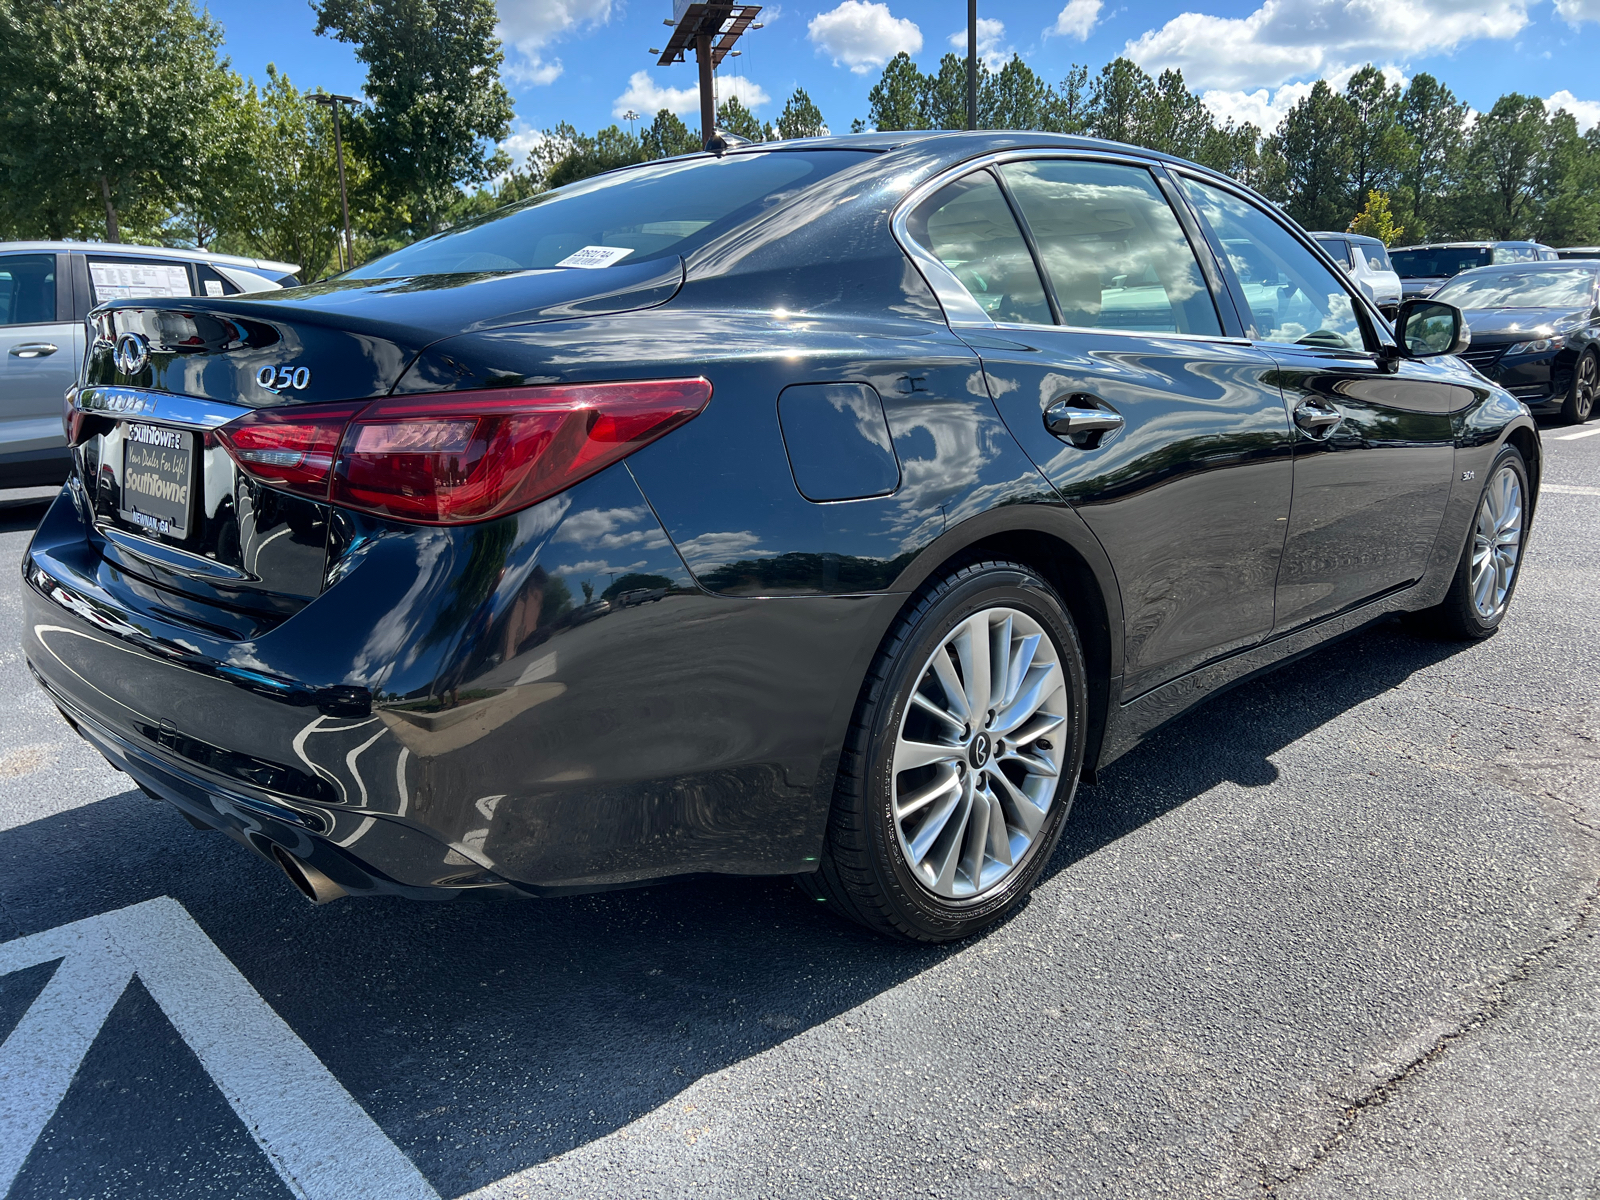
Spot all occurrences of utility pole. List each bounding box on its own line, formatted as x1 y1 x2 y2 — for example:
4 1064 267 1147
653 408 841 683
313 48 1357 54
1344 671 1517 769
652 3 763 150
966 0 978 130
314 93 360 272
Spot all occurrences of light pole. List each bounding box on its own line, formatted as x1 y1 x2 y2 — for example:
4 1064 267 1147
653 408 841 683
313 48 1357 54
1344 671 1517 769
624 109 640 138
314 92 360 272
966 0 978 130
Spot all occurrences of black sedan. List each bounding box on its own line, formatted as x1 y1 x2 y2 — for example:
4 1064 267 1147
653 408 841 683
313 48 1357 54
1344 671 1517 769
1431 261 1600 424
23 132 1539 942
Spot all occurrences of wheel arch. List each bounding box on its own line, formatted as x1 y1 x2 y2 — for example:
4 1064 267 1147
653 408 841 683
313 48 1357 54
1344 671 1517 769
884 505 1124 779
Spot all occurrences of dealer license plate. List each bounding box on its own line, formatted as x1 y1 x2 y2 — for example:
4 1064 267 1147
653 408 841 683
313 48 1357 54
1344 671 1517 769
120 423 195 539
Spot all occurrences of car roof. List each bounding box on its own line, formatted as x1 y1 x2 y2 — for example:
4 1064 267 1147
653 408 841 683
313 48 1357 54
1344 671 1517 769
1391 240 1543 251
0 239 299 275
1309 231 1388 248
1451 260 1597 272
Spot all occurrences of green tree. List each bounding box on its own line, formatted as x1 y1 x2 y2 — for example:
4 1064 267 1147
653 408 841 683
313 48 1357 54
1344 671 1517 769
0 0 235 241
1467 94 1549 239
867 52 927 131
1397 72 1469 241
1268 81 1357 230
775 88 827 139
1040 65 1091 134
1343 66 1408 213
1197 121 1264 187
982 55 1050 131
207 67 355 278
642 109 700 158
922 53 973 130
716 95 767 141
1348 189 1404 245
1088 58 1156 144
314 0 514 235
1533 111 1600 246
1140 68 1214 157
539 122 646 189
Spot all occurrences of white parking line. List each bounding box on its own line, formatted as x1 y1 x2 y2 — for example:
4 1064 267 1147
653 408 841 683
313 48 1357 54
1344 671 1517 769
1543 483 1600 496
1554 426 1600 440
0 897 439 1200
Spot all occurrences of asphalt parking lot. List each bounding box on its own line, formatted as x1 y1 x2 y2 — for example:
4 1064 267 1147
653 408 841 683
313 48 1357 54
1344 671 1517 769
1 427 1597 1200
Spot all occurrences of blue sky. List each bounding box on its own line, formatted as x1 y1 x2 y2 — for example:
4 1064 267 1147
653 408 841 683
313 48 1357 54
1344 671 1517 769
208 0 1600 165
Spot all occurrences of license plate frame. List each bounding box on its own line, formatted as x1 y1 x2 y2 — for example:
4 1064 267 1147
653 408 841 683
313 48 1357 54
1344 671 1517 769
119 422 197 541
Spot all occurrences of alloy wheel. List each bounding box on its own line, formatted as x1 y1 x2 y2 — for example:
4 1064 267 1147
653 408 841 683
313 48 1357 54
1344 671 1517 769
891 607 1068 900
1577 353 1597 421
1470 463 1524 620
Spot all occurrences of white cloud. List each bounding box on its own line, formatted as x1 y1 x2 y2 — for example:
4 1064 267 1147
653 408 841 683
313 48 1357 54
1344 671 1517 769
496 0 613 87
1049 0 1102 40
1200 64 1407 131
612 72 770 120
1548 89 1600 132
808 1 922 74
947 17 1009 70
1554 0 1600 23
1123 0 1531 92
499 124 551 172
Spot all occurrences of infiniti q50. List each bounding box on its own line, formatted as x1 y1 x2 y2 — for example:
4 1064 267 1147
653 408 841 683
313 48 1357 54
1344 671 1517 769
23 132 1539 942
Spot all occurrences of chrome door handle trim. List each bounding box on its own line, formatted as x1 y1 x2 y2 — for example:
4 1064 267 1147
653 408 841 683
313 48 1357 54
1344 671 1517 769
1293 400 1343 434
9 342 59 358
1044 397 1125 448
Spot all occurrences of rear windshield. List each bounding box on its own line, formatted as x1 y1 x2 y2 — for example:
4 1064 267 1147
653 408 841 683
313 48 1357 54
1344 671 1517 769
348 150 872 278
1390 247 1492 277
1432 268 1597 309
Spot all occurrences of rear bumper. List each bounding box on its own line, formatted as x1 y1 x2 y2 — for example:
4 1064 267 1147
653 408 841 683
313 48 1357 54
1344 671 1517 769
22 468 890 897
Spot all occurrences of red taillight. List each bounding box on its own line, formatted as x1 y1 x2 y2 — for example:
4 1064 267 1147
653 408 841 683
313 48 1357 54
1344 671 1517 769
216 379 711 524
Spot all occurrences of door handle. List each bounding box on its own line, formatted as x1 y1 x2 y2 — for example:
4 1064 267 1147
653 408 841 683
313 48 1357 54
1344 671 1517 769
1044 395 1124 448
9 342 59 358
1294 399 1343 435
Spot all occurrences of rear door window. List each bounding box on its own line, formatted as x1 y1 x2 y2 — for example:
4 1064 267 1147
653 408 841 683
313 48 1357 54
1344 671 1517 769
999 159 1223 337
1317 237 1352 267
905 170 1052 326
88 258 194 303
0 254 57 326
1178 175 1371 352
1362 243 1393 272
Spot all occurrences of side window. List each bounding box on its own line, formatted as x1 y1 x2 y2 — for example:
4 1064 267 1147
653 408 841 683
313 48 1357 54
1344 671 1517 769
905 170 1051 326
0 254 57 326
194 263 242 297
88 258 193 304
1178 176 1371 352
1000 160 1223 337
1364 243 1393 273
1318 238 1352 268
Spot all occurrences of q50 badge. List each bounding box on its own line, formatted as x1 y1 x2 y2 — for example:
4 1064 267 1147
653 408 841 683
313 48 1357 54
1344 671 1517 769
256 365 311 393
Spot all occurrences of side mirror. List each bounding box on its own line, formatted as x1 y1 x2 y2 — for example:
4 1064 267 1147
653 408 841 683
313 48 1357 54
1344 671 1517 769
1394 298 1470 358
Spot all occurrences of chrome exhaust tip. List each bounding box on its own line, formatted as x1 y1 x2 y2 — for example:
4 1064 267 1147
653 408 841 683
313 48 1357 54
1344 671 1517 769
269 844 347 904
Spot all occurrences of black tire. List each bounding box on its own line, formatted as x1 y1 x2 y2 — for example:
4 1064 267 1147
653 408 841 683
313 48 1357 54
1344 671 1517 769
802 561 1089 943
1560 350 1597 425
1408 444 1530 640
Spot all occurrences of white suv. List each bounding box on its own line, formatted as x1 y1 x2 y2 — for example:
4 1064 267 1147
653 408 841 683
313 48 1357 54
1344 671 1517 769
1312 232 1402 318
0 242 298 488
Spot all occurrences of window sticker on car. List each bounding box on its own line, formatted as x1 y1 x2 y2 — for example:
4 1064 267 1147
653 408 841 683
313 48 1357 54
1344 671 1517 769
90 261 192 300
555 245 635 269
204 280 225 296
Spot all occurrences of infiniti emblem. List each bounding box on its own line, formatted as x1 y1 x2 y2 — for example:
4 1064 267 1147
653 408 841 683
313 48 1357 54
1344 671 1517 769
114 332 150 376
970 732 991 769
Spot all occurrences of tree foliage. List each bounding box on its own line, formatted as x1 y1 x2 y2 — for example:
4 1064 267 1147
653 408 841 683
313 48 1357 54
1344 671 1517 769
313 0 512 235
1348 190 1404 245
776 89 827 140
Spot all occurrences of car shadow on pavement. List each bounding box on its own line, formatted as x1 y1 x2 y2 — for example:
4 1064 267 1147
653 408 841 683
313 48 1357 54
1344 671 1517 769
0 614 1473 1198
0 494 54 536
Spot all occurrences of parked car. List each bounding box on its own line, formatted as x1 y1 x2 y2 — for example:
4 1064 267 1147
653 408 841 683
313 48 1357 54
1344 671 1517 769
1433 260 1600 424
1391 240 1559 301
1311 231 1402 316
1556 246 1600 261
0 241 298 488
24 132 1538 942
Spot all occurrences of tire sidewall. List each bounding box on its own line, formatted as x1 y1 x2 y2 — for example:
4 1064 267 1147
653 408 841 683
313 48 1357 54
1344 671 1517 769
861 566 1088 940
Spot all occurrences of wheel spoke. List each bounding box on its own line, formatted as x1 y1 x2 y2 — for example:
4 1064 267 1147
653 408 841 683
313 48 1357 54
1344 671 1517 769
994 663 1062 734
954 615 992 720
1002 633 1041 708
988 766 1048 837
985 784 1013 868
894 737 962 775
990 614 1012 711
910 688 965 730
928 648 971 723
930 788 972 891
959 787 992 887
1010 711 1065 746
908 782 965 864
896 765 960 820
